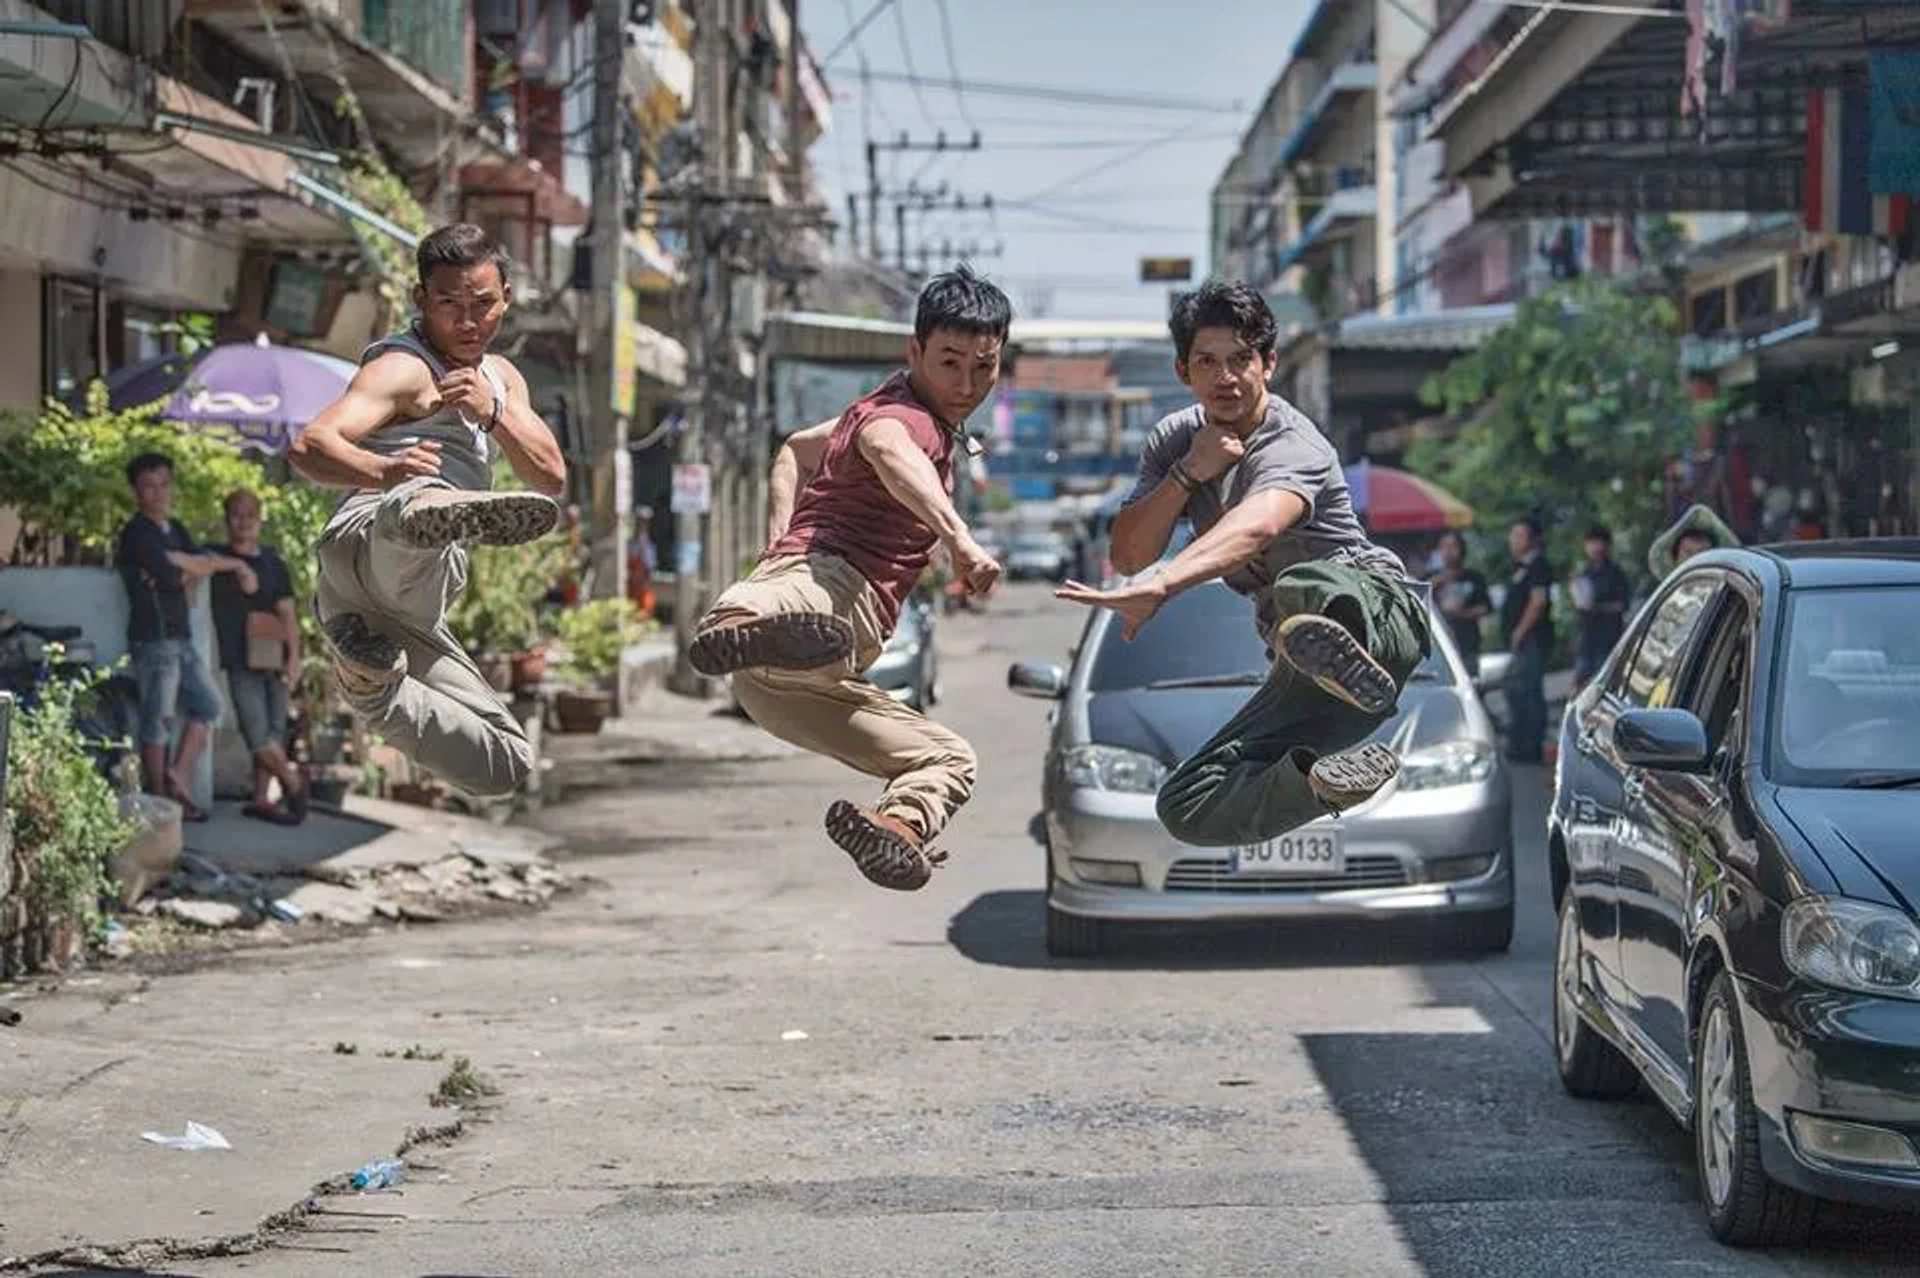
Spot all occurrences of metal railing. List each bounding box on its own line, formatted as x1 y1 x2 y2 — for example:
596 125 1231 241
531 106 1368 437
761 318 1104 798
360 0 472 100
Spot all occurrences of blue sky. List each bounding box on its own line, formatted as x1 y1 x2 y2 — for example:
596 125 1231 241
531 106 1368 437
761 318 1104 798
800 0 1316 320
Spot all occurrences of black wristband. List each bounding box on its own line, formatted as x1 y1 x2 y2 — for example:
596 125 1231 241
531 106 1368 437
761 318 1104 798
1169 462 1199 492
482 395 502 434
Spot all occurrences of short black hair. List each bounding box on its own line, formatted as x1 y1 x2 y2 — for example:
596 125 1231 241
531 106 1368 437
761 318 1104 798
1437 529 1467 554
1585 524 1612 544
127 452 172 486
913 265 1012 345
1677 529 1715 548
416 223 511 287
1512 515 1544 542
1169 281 1279 364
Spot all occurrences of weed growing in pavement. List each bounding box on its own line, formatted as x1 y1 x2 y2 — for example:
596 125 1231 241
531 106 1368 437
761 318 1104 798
431 1055 498 1108
333 1041 358 1055
380 1044 446 1061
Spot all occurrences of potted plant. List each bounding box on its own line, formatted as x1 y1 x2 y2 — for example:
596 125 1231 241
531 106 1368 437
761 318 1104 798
548 598 648 734
447 539 565 693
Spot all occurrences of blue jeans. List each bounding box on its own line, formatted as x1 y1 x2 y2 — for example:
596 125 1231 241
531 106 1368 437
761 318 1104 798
1505 641 1548 762
131 638 223 747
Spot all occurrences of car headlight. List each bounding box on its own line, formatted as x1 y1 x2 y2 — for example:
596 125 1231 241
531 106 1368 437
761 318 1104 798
1783 897 1920 998
1062 745 1167 794
1397 740 1496 791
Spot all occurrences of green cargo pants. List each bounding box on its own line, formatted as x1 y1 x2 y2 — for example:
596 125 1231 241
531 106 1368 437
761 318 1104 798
1155 562 1431 848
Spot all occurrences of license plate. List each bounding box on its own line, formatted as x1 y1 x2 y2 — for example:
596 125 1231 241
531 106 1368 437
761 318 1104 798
1229 829 1345 876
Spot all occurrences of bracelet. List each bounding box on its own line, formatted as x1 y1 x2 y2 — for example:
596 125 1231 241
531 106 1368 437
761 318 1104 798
482 395 502 434
1169 462 1199 492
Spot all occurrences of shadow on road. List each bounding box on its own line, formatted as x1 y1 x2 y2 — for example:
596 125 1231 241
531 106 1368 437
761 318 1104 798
947 888 1514 972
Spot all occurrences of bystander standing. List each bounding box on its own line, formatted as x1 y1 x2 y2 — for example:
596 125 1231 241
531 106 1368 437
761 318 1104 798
208 489 307 826
1429 530 1491 678
1570 524 1632 693
1500 517 1554 764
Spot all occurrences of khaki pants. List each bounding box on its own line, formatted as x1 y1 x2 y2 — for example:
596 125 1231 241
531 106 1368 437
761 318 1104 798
700 554 976 841
315 480 535 799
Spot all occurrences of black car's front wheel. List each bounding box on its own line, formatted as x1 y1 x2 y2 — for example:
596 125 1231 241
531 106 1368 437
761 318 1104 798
1695 971 1816 1246
1553 900 1639 1099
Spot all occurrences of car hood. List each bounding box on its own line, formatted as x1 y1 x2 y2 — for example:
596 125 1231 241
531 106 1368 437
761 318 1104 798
1084 680 1473 765
1775 788 1920 911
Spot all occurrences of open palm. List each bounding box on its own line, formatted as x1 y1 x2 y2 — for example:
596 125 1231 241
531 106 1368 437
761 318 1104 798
1054 577 1168 641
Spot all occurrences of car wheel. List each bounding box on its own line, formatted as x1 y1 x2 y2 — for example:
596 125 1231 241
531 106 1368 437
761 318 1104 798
1553 900 1639 1099
1448 903 1514 954
1695 972 1817 1246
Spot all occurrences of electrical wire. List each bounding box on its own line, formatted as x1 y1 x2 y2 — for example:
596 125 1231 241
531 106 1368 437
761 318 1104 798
821 0 899 66
830 69 1246 114
928 0 976 134
888 0 942 135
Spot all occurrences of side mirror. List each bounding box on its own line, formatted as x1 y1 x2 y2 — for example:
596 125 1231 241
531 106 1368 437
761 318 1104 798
1615 708 1711 772
1007 661 1068 700
1474 650 1514 694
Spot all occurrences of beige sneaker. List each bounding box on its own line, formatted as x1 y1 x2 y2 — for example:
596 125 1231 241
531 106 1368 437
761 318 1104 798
1308 742 1401 813
1274 614 1398 714
395 488 560 549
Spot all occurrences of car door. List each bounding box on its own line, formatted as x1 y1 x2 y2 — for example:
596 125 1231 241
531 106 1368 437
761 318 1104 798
1622 584 1754 1085
1608 572 1725 1070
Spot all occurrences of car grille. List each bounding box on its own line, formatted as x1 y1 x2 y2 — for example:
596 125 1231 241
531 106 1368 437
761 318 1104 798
1162 855 1409 894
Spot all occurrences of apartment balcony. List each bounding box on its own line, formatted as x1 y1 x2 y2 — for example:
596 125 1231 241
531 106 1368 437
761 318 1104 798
626 17 694 138
186 0 484 171
1279 60 1377 169
1275 183 1377 277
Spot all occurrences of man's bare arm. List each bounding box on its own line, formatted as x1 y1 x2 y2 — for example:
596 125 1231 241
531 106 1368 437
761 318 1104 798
287 354 429 489
1108 477 1189 576
1152 489 1307 597
1511 588 1549 647
490 358 567 498
854 418 972 548
767 417 836 544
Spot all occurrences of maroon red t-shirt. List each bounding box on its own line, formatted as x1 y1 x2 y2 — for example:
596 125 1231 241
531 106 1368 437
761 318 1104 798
768 372 955 629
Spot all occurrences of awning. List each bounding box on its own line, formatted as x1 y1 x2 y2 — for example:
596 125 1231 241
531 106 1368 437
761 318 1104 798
1330 303 1517 352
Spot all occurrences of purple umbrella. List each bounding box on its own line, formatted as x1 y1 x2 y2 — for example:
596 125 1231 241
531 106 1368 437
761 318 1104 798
108 336 359 453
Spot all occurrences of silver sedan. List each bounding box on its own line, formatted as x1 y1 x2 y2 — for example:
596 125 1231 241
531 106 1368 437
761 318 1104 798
1010 579 1515 958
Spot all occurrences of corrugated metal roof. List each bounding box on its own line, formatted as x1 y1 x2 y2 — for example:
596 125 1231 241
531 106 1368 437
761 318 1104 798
1329 303 1517 351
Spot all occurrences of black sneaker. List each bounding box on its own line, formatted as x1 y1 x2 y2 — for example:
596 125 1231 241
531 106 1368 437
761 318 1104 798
688 613 855 677
1308 742 1401 813
317 609 405 703
395 489 560 549
1274 614 1397 714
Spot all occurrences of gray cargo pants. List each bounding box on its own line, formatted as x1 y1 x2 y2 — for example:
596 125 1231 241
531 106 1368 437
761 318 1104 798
315 480 533 798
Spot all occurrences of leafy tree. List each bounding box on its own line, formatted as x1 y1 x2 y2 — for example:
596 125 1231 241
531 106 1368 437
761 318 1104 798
1409 276 1714 574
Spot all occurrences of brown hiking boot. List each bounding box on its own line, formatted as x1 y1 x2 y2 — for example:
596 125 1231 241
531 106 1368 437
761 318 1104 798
824 800 950 891
688 613 855 677
395 488 560 549
1308 742 1401 813
318 610 405 705
1274 614 1398 715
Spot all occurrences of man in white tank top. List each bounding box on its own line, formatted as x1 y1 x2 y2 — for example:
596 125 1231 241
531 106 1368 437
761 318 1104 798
289 224 566 798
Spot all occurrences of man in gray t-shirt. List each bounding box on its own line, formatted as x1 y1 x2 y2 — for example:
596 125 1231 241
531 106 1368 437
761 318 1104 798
1057 283 1431 847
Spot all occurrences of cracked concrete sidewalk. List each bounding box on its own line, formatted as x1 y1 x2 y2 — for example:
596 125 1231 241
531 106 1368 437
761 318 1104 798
0 958 467 1269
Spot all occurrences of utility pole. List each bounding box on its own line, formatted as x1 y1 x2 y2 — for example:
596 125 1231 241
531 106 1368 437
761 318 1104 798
589 0 629 606
866 131 982 265
672 0 729 694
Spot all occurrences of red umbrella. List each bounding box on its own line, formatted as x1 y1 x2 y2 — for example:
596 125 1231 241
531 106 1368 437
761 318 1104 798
1344 461 1474 534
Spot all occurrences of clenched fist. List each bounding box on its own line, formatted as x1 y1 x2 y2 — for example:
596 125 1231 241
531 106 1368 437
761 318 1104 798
950 534 1002 597
1182 422 1246 484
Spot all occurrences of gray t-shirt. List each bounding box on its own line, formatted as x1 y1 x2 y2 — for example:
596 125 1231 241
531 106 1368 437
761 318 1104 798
1124 395 1406 618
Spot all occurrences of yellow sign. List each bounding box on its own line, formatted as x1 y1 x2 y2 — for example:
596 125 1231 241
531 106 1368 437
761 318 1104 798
611 283 636 417
1140 256 1194 283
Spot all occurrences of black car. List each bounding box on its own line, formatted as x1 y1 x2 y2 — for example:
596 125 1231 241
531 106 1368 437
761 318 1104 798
1549 539 1920 1245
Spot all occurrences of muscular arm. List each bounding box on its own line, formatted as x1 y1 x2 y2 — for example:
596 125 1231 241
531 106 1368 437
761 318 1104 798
490 358 567 498
767 417 836 544
287 354 429 489
1109 477 1190 577
854 417 971 548
1153 488 1307 597
165 551 245 580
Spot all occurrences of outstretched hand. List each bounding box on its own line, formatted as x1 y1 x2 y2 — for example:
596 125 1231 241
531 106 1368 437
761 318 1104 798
1054 575 1170 641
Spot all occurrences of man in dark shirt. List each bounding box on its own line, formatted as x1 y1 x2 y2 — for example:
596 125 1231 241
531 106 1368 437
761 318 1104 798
116 453 255 821
209 488 307 826
1500 517 1554 764
1571 523 1632 693
1430 529 1492 678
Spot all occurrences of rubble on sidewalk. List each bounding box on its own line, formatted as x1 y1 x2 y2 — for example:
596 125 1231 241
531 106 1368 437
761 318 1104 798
101 793 579 959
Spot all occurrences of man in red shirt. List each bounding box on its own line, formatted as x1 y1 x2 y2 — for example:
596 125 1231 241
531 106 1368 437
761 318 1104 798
689 268 1008 891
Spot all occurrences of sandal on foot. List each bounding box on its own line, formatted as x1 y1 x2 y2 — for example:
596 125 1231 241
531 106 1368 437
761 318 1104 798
165 783 209 823
1308 742 1401 813
824 800 944 891
689 613 855 678
243 802 301 827
1274 614 1398 714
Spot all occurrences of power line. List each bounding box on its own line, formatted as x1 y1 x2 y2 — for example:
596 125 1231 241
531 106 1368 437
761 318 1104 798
1016 112 1218 205
929 0 976 134
821 0 898 65
828 69 1246 114
989 132 1242 151
887 0 941 133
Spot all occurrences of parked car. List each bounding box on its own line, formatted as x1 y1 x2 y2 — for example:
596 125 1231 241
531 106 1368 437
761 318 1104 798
1549 539 1920 1245
1005 531 1072 582
866 593 940 711
1009 579 1514 958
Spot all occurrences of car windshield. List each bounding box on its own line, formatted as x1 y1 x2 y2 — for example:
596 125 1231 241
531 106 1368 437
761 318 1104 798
1774 585 1920 782
1085 580 1452 693
1012 534 1060 552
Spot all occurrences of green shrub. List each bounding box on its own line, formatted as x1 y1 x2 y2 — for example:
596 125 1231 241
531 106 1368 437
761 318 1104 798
4 671 135 943
552 597 652 685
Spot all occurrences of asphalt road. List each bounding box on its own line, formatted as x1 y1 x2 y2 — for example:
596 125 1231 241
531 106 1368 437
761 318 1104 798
146 582 1920 1277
